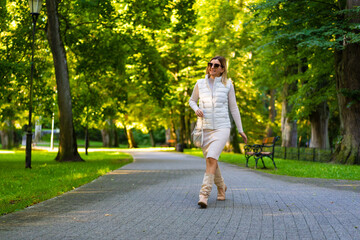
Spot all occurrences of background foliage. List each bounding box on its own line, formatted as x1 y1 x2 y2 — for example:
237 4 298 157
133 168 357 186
1 0 359 159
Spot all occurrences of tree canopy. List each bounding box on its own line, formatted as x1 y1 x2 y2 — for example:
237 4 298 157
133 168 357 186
1 0 359 164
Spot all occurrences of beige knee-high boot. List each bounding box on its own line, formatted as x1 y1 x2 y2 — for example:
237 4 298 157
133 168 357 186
214 167 227 201
198 173 214 208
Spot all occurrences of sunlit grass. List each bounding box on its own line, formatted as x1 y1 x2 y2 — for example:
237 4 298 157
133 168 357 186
0 150 132 216
35 140 127 148
184 149 360 181
34 140 172 149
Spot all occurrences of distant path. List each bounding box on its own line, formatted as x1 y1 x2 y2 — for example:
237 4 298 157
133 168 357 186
1 150 359 239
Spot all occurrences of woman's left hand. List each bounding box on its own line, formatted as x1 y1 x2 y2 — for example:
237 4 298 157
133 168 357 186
195 109 204 117
239 132 248 144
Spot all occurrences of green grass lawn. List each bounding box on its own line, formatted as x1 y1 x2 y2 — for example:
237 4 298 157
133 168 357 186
36 140 153 149
35 140 127 148
184 149 360 181
0 149 132 216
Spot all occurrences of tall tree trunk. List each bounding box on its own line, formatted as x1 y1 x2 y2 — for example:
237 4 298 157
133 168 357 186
113 127 119 147
171 118 178 142
101 129 110 147
0 120 14 149
309 101 330 149
34 117 42 144
266 89 276 137
122 123 129 148
186 110 192 146
332 1 360 164
101 119 117 147
281 82 297 147
126 127 138 148
230 118 241 153
165 128 171 143
0 131 9 149
46 0 82 161
229 82 241 153
108 120 117 147
178 103 186 151
149 129 156 147
85 126 89 155
85 106 89 155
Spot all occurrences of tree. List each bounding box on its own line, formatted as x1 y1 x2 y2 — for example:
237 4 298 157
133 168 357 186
158 0 198 148
333 0 360 164
1 1 55 150
289 49 335 149
191 0 267 150
249 1 329 148
46 0 82 161
250 0 360 163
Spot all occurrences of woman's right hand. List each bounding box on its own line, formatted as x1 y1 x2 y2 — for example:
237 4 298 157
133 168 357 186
239 132 248 144
195 109 204 117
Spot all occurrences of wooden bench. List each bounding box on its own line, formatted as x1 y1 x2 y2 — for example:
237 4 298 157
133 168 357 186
244 136 280 169
160 139 176 147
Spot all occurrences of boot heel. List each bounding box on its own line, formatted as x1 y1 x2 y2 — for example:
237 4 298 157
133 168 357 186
217 185 227 201
198 195 208 208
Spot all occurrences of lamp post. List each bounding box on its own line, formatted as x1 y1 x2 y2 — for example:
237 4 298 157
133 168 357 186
26 0 43 169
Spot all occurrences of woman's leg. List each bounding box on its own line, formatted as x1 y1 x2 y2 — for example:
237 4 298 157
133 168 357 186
205 157 217 174
198 157 217 208
214 163 227 200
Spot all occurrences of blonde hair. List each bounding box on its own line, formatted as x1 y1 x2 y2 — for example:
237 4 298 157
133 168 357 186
206 56 228 85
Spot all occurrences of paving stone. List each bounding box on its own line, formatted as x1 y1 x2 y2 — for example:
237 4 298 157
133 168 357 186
1 150 360 239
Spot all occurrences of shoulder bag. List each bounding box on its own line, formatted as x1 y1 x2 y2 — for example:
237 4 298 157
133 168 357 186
192 117 203 148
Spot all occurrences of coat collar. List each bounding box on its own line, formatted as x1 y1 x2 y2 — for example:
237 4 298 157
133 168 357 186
205 74 222 83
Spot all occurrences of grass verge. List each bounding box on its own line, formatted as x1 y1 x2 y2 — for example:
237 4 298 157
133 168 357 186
0 149 132 216
184 149 360 181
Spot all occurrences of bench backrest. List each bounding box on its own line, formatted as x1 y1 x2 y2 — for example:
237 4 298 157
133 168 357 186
262 137 275 145
262 136 280 148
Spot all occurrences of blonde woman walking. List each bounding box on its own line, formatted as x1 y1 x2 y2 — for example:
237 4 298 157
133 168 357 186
189 56 247 208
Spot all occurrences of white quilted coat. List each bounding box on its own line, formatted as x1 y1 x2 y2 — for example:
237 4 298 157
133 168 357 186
197 75 231 129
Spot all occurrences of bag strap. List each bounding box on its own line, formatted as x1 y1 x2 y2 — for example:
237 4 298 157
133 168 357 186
197 116 203 130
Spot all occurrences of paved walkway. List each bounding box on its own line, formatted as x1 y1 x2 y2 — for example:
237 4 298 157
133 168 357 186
1 150 360 240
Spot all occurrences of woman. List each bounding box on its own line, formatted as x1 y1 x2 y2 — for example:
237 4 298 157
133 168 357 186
189 56 247 208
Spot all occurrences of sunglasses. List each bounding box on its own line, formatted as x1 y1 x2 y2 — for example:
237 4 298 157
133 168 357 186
208 62 222 69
